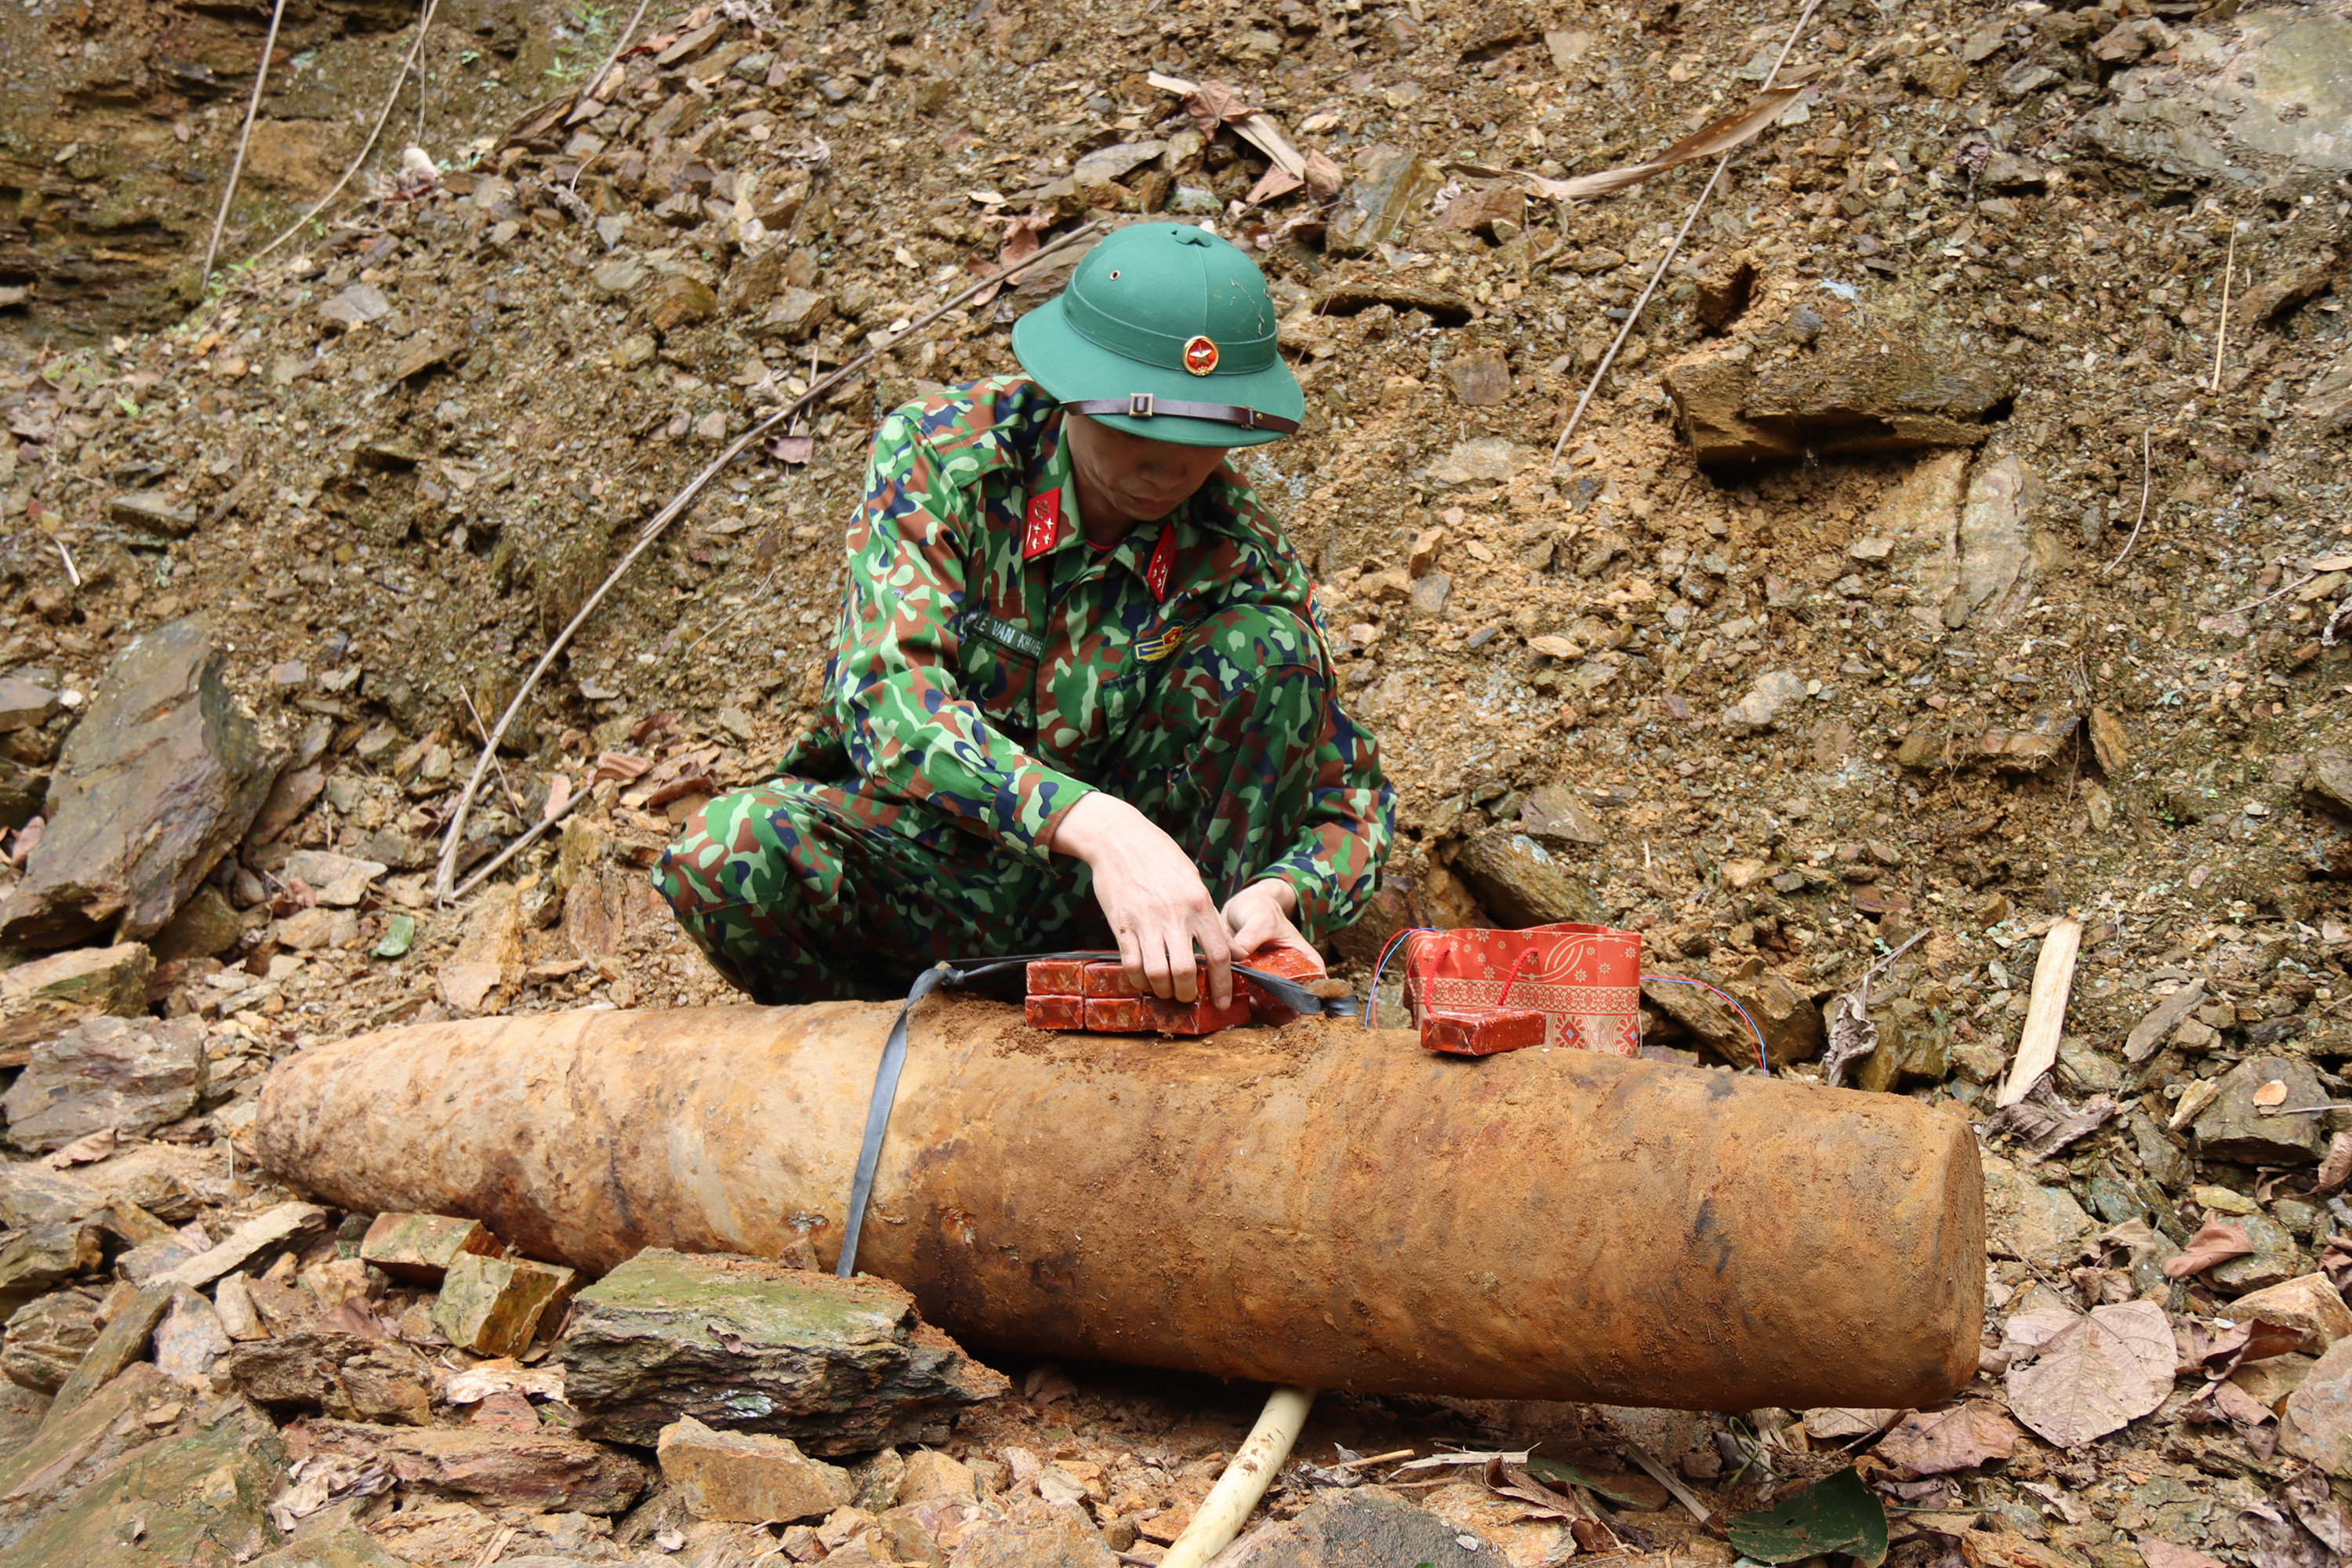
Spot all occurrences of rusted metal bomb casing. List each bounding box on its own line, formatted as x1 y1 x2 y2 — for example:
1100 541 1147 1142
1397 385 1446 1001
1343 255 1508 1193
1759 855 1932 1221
255 998 1983 1410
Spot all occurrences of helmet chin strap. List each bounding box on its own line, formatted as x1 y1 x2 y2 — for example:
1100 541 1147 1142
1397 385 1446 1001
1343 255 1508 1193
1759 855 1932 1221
1062 394 1299 435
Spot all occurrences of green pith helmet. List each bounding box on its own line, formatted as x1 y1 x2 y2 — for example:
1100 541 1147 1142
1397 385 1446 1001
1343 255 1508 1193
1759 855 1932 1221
1011 223 1305 448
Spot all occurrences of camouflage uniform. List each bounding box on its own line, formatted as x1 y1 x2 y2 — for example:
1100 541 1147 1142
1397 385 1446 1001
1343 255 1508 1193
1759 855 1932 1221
658 376 1392 1003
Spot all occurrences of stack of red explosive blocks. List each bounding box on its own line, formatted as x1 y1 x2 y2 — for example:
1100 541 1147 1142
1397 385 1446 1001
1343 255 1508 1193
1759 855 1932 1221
1025 945 1323 1036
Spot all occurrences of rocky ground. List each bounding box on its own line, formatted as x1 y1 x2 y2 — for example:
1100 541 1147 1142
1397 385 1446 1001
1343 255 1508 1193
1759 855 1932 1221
0 0 2343 1562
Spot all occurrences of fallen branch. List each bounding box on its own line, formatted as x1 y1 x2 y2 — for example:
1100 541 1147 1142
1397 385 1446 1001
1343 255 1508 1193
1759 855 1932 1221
1548 0 1824 469
202 0 290 287
2210 227 2238 396
1528 86 1806 202
448 786 586 903
569 0 654 124
430 218 1105 899
241 0 442 274
2100 429 2152 577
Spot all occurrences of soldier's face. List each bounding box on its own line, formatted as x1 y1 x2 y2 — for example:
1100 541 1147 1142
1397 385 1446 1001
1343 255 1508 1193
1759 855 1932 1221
1066 413 1233 522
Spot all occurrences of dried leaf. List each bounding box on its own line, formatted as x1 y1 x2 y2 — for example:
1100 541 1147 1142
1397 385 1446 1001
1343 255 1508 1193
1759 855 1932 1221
540 773 572 826
1874 1403 2022 1477
2284 1469 2352 1558
2254 1078 2289 1107
2002 1300 2176 1447
2139 1537 2228 1568
42 1126 115 1169
591 750 653 784
1802 1407 1899 1441
2161 1219 2253 1279
1980 1078 2122 1160
1725 1468 1889 1568
1821 991 1877 1089
1530 87 1808 201
2318 1131 2352 1193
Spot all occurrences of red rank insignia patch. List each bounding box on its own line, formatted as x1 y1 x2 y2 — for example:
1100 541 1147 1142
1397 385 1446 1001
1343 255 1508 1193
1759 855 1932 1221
1022 492 1060 559
1145 524 1176 601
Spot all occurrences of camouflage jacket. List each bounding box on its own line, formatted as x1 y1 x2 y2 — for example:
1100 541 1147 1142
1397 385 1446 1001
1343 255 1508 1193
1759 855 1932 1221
779 376 1392 938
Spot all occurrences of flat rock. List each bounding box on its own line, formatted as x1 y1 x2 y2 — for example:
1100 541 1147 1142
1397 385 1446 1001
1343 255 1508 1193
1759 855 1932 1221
153 1287 230 1385
153 884 244 962
1451 832 1602 927
155 1201 328 1290
1663 328 2017 465
898 1448 979 1505
946 1495 1119 1567
1727 669 1809 730
755 286 833 342
1515 783 1605 847
2283 1338 2352 1478
0 1167 96 1229
0 1360 172 1514
107 490 200 536
1980 1153 2095 1269
3 1396 287 1568
432 1252 575 1357
249 1523 412 1568
1221 1484 1491 1566
319 284 391 328
1424 436 1534 486
657 1416 854 1523
0 1382 48 1465
1938 454 2051 631
1 617 282 949
278 849 388 908
45 1281 174 1417
645 273 718 332
2192 1056 2328 1165
287 1417 648 1515
360 1211 503 1284
0 678 58 733
216 1330 439 1424
1 1014 208 1152
1 1286 100 1393
1644 969 1825 1067
559 1247 1007 1454
2234 1275 2352 1353
2306 750 2352 821
0 942 154 1062
1327 150 1442 255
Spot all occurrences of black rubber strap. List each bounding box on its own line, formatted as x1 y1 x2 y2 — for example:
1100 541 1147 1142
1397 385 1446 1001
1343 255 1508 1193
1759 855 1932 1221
834 949 1341 1279
1063 394 1300 434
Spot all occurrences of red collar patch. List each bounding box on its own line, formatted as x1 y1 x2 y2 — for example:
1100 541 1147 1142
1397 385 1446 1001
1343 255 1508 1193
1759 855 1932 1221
1145 524 1177 601
1022 492 1061 560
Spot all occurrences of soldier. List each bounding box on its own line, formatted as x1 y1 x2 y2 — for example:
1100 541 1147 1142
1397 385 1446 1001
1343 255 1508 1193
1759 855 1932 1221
659 223 1392 1010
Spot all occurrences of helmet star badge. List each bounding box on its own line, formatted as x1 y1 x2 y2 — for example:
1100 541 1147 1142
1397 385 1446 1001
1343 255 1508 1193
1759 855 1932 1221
1181 336 1219 376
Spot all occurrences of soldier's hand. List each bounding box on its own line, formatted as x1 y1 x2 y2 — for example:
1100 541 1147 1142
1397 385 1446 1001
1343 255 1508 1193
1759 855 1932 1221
1047 792 1236 1007
1223 881 1322 976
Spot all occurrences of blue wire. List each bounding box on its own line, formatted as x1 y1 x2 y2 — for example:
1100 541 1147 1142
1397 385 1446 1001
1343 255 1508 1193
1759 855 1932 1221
1643 975 1772 1073
1360 927 1438 1027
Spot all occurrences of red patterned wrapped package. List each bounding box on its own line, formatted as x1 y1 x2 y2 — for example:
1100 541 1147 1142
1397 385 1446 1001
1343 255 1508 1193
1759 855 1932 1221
1400 923 1642 1054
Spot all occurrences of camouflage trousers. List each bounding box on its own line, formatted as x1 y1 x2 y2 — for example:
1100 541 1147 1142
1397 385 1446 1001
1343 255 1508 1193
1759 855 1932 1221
658 606 1333 1004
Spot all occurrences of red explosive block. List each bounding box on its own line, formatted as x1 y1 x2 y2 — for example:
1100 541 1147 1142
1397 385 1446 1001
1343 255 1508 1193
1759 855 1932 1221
1025 959 1087 997
1421 1007 1547 1058
1082 960 1145 999
1083 994 1254 1036
1024 993 1086 1030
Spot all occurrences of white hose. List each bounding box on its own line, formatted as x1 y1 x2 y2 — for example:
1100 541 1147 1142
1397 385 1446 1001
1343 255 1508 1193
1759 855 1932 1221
1158 1385 1317 1568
